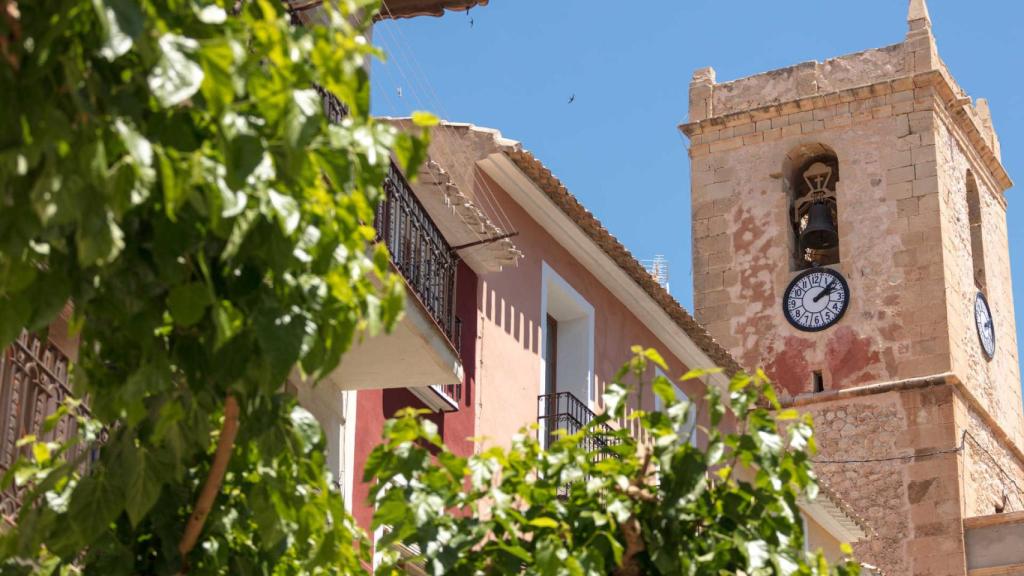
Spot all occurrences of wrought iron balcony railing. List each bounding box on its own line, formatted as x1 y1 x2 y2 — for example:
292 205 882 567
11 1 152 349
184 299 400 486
0 331 98 519
537 391 620 456
374 161 461 355
313 79 461 358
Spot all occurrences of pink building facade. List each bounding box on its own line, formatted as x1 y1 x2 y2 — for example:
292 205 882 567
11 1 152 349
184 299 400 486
315 119 869 560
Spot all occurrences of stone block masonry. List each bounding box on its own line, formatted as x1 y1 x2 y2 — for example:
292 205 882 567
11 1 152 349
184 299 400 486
680 2 1022 574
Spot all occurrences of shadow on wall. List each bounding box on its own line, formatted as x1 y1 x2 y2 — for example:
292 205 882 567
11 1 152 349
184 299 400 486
481 279 540 356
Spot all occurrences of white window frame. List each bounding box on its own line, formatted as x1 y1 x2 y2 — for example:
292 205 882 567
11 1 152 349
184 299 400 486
539 262 596 409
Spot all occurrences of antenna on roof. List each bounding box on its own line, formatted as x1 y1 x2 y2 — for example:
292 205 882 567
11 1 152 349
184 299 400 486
642 255 671 295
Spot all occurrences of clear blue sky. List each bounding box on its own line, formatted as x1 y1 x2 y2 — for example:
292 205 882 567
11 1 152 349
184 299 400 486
371 1 1024 376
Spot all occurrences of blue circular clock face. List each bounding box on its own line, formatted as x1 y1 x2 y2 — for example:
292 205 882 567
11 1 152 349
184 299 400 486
782 268 849 332
975 292 995 360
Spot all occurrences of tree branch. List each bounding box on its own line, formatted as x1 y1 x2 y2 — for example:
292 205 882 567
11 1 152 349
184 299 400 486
615 516 645 576
178 395 240 568
613 451 653 576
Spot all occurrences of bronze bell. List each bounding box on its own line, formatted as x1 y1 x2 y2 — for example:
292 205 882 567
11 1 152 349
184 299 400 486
800 202 838 251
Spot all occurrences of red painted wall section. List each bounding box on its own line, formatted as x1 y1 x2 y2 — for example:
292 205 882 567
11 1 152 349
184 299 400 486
349 261 479 534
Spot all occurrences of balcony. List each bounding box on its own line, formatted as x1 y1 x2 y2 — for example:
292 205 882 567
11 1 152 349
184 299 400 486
325 162 463 408
537 391 620 456
375 162 460 350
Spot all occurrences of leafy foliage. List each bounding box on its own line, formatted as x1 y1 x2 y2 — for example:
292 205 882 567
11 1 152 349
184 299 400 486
0 0 863 573
0 0 429 572
366 348 862 576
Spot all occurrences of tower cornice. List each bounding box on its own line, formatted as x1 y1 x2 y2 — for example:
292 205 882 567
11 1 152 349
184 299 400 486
679 69 1012 197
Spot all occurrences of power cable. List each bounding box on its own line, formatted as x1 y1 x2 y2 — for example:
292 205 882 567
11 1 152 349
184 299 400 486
376 2 518 237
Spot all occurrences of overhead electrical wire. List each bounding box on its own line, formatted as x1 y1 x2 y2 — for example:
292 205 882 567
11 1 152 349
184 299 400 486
369 24 489 244
376 1 518 239
374 2 514 238
812 430 1024 511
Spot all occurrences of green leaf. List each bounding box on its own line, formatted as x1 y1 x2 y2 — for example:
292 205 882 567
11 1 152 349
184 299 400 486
92 0 133 61
641 347 668 371
495 542 533 563
194 2 227 23
31 442 51 466
255 309 305 384
114 118 153 171
706 439 725 466
410 111 439 127
652 374 675 407
121 445 164 527
290 405 322 450
157 148 184 220
148 34 205 108
105 0 145 38
167 282 211 327
69 472 123 544
213 301 243 349
745 539 769 570
527 517 559 529
0 297 30 350
267 190 300 235
602 382 630 419
121 362 169 426
198 39 236 113
392 131 429 182
76 209 125 266
1 258 38 293
776 408 800 421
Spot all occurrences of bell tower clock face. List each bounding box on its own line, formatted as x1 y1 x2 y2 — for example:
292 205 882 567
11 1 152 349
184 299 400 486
975 292 996 360
782 268 849 332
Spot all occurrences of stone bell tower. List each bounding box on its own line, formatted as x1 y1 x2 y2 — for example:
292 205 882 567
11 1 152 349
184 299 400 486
681 1 1024 574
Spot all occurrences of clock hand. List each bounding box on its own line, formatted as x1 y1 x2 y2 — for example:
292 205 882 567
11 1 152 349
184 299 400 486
813 280 837 303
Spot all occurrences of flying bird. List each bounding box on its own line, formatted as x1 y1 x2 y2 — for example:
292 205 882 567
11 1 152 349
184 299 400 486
567 94 575 104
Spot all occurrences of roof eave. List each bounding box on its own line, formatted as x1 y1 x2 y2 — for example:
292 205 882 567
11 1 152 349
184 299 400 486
375 0 488 20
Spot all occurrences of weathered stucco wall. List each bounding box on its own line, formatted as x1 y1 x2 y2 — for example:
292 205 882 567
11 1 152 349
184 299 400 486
414 124 708 451
690 79 950 395
350 262 480 533
685 15 1022 575
470 170 702 451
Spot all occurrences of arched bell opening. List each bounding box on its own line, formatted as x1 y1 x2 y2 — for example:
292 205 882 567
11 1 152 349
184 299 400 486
782 143 841 271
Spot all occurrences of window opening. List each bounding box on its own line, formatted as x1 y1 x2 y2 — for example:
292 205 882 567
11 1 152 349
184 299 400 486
790 154 840 270
812 371 824 393
966 171 986 291
544 315 558 396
